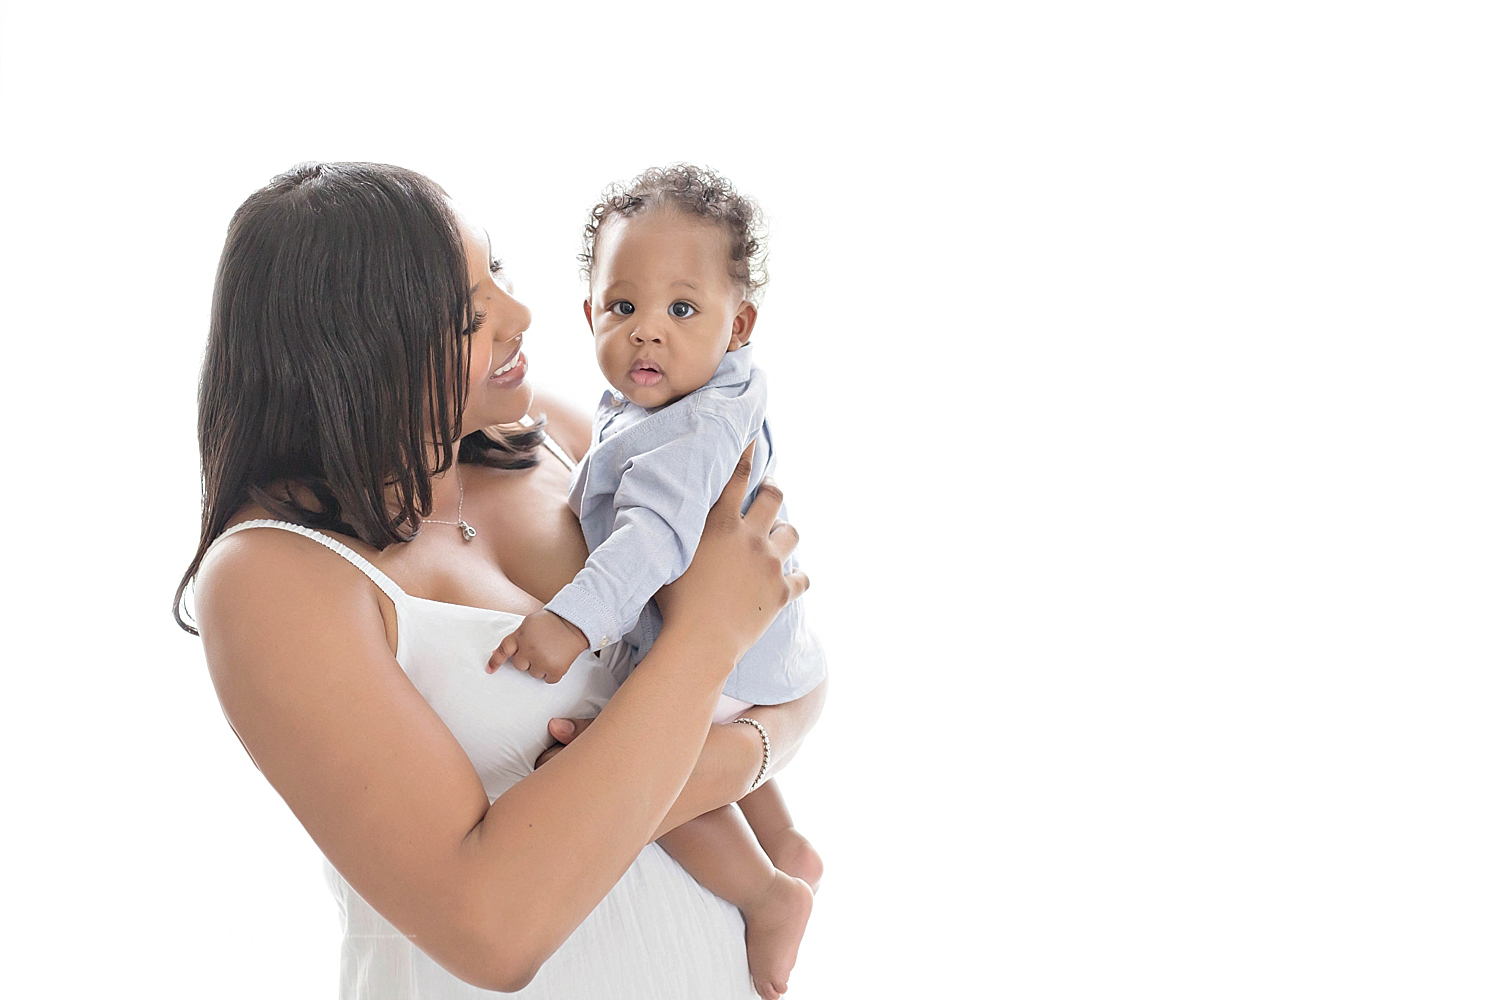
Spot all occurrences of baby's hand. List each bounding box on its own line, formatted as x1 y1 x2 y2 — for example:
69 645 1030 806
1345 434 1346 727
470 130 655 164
490 610 590 684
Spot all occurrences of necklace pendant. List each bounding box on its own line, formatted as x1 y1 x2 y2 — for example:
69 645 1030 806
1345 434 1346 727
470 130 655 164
458 520 477 541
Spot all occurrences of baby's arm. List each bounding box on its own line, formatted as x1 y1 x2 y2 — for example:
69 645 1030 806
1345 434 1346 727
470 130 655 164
493 610 589 684
545 411 754 653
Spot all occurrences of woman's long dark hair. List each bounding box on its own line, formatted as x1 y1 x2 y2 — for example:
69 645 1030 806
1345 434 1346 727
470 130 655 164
174 162 542 634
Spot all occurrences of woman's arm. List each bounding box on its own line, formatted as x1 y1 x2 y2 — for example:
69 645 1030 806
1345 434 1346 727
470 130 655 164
656 675 828 837
541 676 828 839
197 450 801 993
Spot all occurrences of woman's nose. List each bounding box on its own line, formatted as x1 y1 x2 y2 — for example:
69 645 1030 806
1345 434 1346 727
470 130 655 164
500 292 532 336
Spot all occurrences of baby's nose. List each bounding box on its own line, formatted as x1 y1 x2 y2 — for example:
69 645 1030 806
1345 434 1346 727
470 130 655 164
630 325 665 345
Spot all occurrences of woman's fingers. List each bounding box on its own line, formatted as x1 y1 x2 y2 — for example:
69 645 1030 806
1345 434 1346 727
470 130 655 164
707 443 756 526
534 716 595 768
783 567 811 602
549 717 593 744
741 474 786 532
766 517 800 562
653 440 811 667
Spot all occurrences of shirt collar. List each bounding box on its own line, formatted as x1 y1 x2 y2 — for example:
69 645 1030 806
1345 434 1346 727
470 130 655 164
702 344 754 390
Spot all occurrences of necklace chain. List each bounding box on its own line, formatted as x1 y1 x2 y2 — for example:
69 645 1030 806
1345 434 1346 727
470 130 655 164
421 469 477 541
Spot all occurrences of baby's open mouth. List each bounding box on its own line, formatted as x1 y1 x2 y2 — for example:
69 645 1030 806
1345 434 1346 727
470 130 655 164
629 359 663 387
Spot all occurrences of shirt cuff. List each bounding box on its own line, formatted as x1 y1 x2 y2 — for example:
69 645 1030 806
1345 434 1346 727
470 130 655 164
544 584 623 652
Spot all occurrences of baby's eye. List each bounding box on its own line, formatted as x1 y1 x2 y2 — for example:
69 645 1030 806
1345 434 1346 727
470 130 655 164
610 301 635 316
669 301 696 319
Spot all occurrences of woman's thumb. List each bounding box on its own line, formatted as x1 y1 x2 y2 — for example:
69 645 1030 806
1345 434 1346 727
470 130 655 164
549 717 585 742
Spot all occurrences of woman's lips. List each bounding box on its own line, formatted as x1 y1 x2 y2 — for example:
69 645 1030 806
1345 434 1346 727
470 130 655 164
490 345 527 387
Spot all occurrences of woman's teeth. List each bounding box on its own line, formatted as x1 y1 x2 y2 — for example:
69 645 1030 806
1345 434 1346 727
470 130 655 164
492 353 521 377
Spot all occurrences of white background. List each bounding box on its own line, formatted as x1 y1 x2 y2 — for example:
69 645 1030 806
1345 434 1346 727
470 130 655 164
2 1 1496 996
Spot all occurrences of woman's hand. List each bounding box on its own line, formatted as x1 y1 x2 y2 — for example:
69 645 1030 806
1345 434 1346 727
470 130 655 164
656 444 808 668
534 716 592 768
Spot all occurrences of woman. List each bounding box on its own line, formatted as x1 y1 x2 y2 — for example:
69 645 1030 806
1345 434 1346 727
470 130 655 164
175 162 826 997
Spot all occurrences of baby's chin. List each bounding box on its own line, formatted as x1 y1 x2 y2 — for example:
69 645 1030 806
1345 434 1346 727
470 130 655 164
616 380 689 410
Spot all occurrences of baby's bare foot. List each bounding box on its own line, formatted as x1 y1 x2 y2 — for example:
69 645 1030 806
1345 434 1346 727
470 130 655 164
762 827 824 894
744 870 814 1000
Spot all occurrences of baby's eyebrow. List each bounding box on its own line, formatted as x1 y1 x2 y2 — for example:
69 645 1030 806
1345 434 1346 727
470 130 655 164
670 281 699 291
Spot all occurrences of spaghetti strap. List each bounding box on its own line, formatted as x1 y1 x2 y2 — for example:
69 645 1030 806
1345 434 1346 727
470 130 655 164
517 413 577 471
212 519 409 607
539 433 576 471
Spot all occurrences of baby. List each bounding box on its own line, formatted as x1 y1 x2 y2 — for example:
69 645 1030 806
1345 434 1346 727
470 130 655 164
497 165 825 1000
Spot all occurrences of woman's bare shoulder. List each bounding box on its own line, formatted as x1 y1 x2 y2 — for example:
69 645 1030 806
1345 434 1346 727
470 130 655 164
194 518 396 688
528 386 593 462
197 515 370 609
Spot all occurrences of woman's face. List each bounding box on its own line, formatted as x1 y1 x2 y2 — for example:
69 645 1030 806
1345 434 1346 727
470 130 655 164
456 209 533 435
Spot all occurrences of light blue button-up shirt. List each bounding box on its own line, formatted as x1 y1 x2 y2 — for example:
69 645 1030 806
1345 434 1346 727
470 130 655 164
545 346 825 706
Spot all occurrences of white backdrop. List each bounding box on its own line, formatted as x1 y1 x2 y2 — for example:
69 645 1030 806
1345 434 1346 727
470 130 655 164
2 2 1496 996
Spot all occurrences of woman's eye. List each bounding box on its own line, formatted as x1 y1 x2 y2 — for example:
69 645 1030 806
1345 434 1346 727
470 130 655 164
669 302 696 318
489 257 504 274
610 301 635 316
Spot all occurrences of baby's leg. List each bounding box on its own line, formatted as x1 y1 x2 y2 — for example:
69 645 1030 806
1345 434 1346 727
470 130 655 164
658 806 813 1000
738 779 824 893
715 696 824 894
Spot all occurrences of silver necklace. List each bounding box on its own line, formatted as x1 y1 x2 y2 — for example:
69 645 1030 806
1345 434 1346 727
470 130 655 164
422 469 477 541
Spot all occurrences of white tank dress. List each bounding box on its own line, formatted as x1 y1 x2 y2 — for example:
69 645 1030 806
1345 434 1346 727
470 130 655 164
210 518 757 999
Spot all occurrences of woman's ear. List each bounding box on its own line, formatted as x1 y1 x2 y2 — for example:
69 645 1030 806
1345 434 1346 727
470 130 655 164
582 298 594 332
727 301 758 351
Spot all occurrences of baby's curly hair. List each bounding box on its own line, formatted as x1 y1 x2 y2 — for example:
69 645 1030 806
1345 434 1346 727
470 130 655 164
580 164 769 304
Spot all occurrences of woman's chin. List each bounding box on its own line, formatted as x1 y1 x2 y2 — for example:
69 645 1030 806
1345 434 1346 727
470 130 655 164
466 384 534 433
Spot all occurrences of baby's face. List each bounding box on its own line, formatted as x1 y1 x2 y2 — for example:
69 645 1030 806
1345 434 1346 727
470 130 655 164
586 209 755 409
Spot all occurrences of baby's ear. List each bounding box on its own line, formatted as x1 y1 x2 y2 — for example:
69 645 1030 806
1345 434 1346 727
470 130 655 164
582 298 594 332
728 301 758 351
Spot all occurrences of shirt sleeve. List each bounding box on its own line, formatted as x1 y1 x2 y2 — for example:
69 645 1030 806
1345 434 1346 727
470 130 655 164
544 409 754 651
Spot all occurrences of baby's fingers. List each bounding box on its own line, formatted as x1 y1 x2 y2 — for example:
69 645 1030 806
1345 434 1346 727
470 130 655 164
488 631 520 673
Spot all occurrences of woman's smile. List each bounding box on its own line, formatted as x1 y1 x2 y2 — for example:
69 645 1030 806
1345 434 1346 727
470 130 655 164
491 340 527 386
